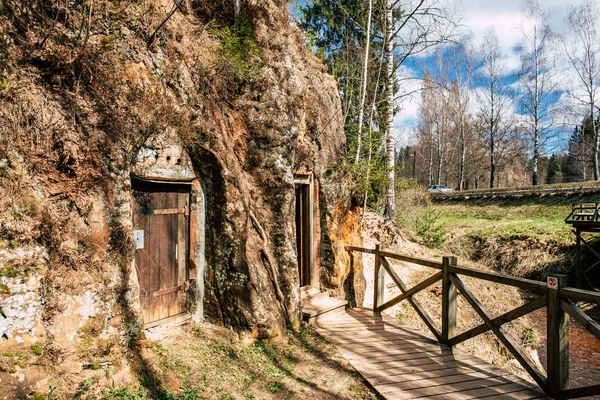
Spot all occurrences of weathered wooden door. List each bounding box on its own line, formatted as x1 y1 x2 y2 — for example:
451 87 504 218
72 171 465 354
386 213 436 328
295 184 311 287
132 180 190 325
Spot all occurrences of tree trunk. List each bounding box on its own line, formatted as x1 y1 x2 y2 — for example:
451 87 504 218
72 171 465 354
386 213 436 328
591 102 599 180
532 41 540 186
234 0 240 21
428 144 433 185
490 135 496 188
532 133 539 185
383 0 395 220
412 150 416 180
354 0 373 164
458 118 465 190
436 123 444 185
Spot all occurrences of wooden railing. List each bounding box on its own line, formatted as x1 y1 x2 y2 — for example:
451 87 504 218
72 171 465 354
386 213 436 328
565 202 600 224
346 244 600 399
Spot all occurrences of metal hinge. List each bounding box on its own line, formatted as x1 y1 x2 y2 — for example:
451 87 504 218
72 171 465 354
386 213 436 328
153 206 188 216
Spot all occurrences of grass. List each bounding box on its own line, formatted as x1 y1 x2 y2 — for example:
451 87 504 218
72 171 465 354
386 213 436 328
396 191 600 279
0 266 16 277
30 344 43 356
50 323 379 399
0 283 9 294
436 202 573 244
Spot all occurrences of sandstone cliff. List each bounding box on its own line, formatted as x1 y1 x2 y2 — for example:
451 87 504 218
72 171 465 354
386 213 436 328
0 0 364 395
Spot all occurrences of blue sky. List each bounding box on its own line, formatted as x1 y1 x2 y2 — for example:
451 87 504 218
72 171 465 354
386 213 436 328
395 0 588 151
292 0 593 153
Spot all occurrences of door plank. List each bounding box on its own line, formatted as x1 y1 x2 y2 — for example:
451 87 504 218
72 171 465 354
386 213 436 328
164 191 177 320
177 189 188 314
155 190 167 321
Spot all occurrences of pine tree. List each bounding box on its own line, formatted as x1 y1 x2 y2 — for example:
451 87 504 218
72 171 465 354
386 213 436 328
546 154 562 184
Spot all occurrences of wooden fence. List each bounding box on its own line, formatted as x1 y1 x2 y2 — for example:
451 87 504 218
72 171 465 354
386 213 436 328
346 244 600 399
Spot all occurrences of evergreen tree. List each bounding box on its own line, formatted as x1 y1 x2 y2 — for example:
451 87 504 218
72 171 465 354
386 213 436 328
299 0 386 154
546 154 562 184
564 125 584 182
564 114 599 182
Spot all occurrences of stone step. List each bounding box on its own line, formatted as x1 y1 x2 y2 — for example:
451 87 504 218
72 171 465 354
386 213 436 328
301 290 329 303
300 286 320 299
302 296 348 325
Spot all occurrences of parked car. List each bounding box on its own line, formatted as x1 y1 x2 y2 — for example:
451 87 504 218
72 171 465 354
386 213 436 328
427 184 452 193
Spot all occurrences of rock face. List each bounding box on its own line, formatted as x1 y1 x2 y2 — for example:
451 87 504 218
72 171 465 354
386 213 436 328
0 0 364 394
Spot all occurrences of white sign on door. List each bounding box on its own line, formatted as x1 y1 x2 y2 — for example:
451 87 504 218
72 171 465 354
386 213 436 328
133 230 144 249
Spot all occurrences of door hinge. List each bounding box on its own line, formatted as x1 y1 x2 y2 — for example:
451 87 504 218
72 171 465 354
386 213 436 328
153 207 188 215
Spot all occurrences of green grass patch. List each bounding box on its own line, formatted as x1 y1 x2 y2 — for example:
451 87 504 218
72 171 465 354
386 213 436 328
397 190 585 278
0 267 16 278
0 283 10 294
266 381 285 393
30 344 43 356
103 385 149 399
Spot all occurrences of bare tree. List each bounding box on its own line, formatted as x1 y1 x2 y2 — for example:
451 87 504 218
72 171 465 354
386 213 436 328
475 29 516 188
433 51 451 185
564 0 600 180
418 72 438 185
449 45 473 190
518 0 560 185
420 52 452 186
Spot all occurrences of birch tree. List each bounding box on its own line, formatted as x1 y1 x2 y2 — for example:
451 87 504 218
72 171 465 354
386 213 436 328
476 29 515 188
418 73 437 185
450 45 472 190
518 0 560 185
383 0 395 219
564 0 600 180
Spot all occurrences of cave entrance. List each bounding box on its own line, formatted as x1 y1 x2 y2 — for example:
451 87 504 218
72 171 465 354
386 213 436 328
132 179 191 327
295 173 317 289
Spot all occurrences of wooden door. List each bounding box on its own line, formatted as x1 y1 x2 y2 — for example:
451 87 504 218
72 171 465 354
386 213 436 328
295 184 311 287
132 180 190 324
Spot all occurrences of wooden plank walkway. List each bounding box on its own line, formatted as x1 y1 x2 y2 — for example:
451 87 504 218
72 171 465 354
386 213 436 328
316 307 549 400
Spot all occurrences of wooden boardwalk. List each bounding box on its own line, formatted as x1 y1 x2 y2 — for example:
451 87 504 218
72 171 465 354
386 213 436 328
316 308 549 400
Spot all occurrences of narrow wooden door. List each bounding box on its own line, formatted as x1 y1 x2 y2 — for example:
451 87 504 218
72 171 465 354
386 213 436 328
295 184 311 287
132 180 190 324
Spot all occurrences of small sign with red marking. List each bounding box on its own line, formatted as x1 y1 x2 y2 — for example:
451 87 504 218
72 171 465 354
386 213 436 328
547 276 558 289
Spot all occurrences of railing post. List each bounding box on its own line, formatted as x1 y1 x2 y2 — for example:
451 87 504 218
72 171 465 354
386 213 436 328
547 274 568 397
373 244 385 311
575 227 582 287
442 256 457 346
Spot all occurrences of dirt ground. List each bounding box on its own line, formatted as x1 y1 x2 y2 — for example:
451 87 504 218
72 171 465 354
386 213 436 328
78 319 381 400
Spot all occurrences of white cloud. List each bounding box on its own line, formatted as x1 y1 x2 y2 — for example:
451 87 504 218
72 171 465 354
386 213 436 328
461 0 587 70
393 0 593 153
394 65 424 147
